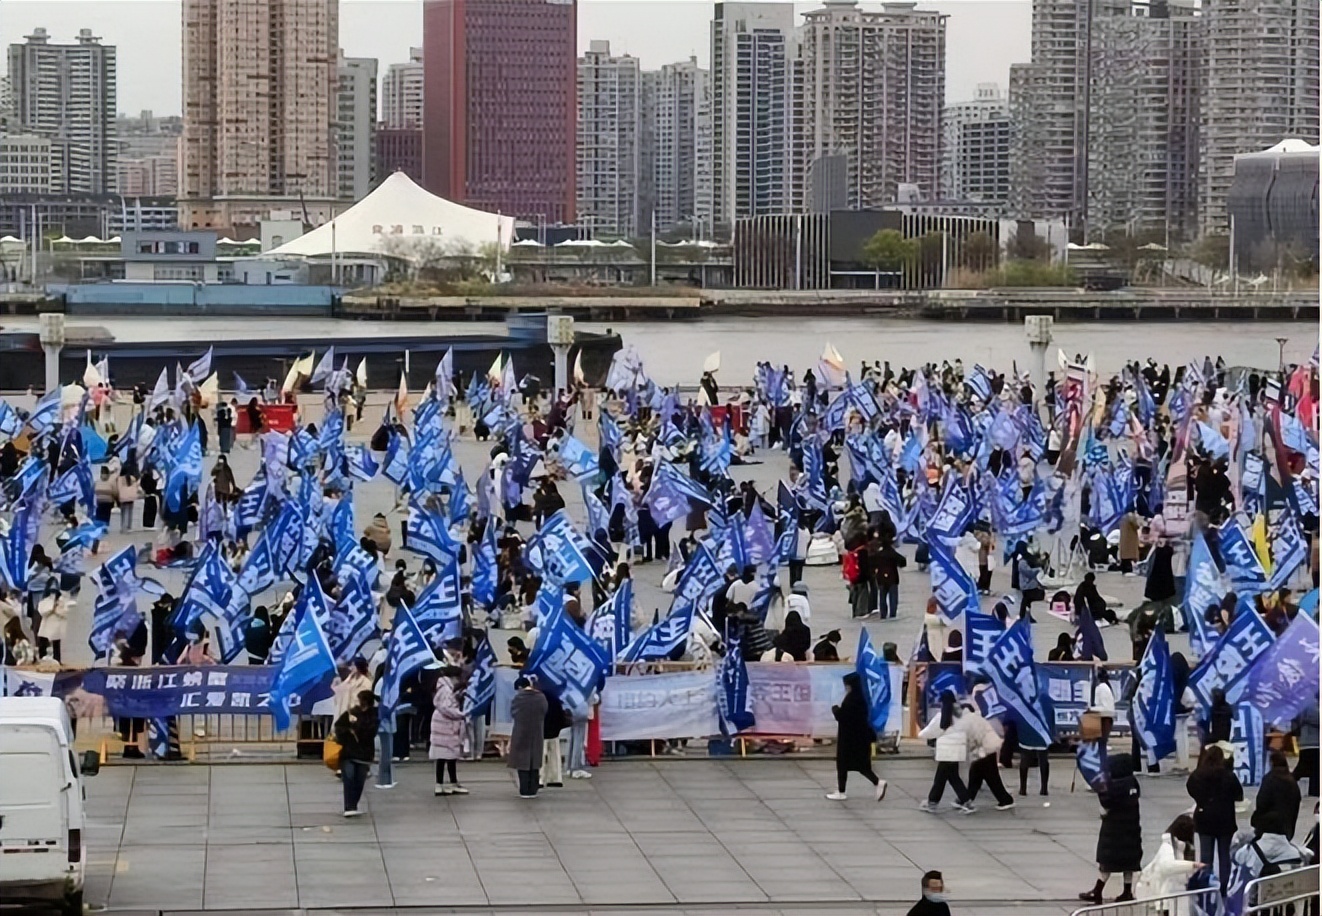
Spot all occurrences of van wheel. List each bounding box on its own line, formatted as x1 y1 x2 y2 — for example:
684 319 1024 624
62 889 84 915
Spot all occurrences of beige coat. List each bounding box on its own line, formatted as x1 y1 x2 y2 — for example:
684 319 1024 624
1119 513 1141 562
37 595 69 643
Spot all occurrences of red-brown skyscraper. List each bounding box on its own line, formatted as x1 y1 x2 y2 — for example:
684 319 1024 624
423 0 576 223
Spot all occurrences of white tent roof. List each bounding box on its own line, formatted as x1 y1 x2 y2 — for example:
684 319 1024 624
268 171 516 260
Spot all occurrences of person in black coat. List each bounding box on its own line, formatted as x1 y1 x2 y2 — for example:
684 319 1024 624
1252 750 1302 839
827 673 887 801
1186 744 1244 893
1205 688 1234 744
1080 753 1143 905
333 690 379 817
905 870 952 916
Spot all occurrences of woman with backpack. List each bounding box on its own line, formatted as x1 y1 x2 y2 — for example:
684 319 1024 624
844 541 873 619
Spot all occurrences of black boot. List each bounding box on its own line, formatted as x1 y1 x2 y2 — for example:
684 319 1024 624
1115 885 1134 903
1077 880 1104 904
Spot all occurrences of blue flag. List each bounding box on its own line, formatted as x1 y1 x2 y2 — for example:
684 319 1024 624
524 510 598 584
471 522 499 609
1188 598 1276 710
667 544 724 625
1076 738 1109 791
621 600 696 663
856 628 892 733
964 608 1003 675
405 500 460 565
266 582 336 730
326 572 376 663
462 636 497 717
379 605 438 714
718 636 755 733
644 461 713 527
1131 627 1176 766
526 605 611 715
1267 509 1307 592
985 620 1054 748
1245 613 1320 728
927 537 980 622
587 579 633 661
1075 604 1108 662
412 555 463 646
164 422 203 514
1218 521 1270 595
1184 531 1225 661
559 435 600 482
927 478 976 544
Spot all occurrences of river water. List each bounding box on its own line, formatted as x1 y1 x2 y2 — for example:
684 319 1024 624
1 314 1313 386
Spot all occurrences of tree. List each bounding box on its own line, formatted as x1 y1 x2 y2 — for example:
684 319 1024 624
860 229 917 272
378 234 449 283
1189 234 1230 272
1007 229 1052 262
960 230 997 272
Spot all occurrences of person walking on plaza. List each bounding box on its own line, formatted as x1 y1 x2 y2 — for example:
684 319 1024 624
918 691 975 814
429 665 468 796
960 702 1015 811
1079 753 1143 905
509 676 548 799
1186 744 1243 893
826 672 887 801
333 690 379 818
906 870 952 916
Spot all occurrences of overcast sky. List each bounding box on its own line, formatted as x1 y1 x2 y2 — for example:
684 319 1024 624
3 0 1030 117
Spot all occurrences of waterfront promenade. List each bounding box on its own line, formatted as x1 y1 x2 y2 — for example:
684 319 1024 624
81 757 1243 914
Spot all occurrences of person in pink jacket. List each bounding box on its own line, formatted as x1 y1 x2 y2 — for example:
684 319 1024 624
429 666 468 796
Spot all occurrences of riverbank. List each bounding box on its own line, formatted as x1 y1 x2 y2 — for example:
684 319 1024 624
2 286 1315 323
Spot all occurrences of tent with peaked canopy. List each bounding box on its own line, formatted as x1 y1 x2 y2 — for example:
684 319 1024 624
267 172 516 261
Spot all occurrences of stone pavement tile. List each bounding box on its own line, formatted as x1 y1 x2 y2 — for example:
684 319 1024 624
120 822 211 846
661 876 771 904
202 842 298 910
109 844 207 910
378 842 488 907
293 842 392 909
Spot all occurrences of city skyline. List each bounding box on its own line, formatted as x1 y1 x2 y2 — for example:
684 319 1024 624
0 0 1031 117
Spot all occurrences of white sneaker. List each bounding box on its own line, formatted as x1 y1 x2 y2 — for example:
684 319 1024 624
375 782 396 790
434 785 453 796
449 785 469 795
875 779 888 802
343 810 361 818
571 769 592 779
955 802 977 815
919 801 938 813
825 792 848 800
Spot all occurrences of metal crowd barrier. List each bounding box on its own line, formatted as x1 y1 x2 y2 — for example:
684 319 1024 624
1070 886 1224 916
1244 865 1319 916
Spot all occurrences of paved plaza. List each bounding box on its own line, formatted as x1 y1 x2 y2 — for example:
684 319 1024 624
79 755 1261 915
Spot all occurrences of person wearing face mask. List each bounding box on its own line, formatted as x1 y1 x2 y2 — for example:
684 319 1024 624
906 870 951 916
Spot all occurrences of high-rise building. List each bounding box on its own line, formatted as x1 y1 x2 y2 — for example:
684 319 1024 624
117 153 179 196
650 57 708 233
0 134 54 194
7 28 118 194
577 41 642 237
382 47 425 130
793 0 946 210
180 0 340 231
0 75 15 132
1007 0 1093 229
1086 0 1200 241
941 84 1012 210
337 53 378 201
1200 0 1320 235
708 2 795 230
376 128 424 185
423 0 576 223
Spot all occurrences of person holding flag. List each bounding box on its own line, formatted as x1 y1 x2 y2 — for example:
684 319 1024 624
1079 753 1144 905
331 689 379 818
428 665 468 796
826 672 887 802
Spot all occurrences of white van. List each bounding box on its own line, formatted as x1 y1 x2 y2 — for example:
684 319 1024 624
0 697 100 915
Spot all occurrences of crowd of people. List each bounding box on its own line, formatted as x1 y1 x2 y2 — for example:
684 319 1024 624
0 341 1318 913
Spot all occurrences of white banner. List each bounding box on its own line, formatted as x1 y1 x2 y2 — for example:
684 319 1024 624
3 669 56 697
599 670 719 741
481 663 902 742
